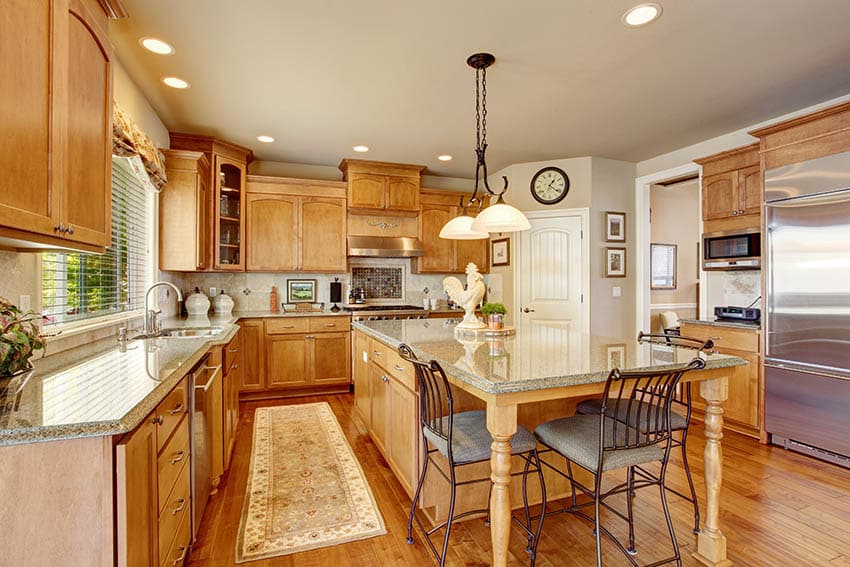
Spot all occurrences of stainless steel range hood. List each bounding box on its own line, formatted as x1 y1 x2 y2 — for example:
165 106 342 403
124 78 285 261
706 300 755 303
347 235 424 257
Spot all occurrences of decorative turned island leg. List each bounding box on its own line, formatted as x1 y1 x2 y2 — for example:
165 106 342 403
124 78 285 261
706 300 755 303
694 376 733 567
487 402 518 567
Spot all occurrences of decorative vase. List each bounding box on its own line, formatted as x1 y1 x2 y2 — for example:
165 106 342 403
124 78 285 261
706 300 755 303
487 314 504 330
185 287 211 316
213 290 235 316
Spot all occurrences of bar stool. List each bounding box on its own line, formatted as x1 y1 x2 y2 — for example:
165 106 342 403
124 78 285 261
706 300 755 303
528 356 706 566
575 332 712 533
398 343 546 566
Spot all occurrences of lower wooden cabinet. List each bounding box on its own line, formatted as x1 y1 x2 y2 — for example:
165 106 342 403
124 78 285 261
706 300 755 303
267 333 310 388
239 319 265 392
353 331 371 427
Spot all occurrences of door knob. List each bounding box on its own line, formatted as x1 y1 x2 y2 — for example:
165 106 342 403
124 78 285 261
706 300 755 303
522 307 535 313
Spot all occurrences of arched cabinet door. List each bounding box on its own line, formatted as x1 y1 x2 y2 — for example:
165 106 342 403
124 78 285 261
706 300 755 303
300 197 346 272
246 194 299 271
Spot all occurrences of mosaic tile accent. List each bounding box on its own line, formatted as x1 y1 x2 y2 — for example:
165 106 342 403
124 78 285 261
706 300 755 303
351 267 403 299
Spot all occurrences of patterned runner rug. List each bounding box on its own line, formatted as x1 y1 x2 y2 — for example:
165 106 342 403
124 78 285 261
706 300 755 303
236 402 386 562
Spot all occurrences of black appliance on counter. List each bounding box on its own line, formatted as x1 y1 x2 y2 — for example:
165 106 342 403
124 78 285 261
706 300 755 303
714 306 761 322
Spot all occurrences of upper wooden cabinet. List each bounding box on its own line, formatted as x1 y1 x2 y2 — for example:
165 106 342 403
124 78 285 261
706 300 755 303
0 0 117 252
169 133 254 271
245 176 347 272
339 159 424 216
160 150 211 271
695 143 761 232
412 189 489 274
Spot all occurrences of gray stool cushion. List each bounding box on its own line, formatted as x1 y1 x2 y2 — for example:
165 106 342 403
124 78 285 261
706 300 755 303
576 398 688 432
535 414 664 473
424 410 538 464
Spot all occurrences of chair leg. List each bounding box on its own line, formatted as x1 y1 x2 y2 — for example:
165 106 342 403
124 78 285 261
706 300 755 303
522 453 534 553
530 450 547 566
680 431 701 533
566 458 578 509
439 465 458 567
659 471 682 566
593 472 603 567
626 466 637 555
407 447 430 545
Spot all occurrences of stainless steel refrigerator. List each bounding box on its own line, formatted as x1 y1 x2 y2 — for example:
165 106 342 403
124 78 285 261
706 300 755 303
764 150 850 468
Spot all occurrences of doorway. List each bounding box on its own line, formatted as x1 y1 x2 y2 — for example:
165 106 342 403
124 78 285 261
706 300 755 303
515 209 590 376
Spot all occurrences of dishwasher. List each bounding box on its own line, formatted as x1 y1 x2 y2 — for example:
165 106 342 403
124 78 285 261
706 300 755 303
190 357 222 540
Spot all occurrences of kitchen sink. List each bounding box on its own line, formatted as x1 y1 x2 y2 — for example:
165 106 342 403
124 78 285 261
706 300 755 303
158 326 225 338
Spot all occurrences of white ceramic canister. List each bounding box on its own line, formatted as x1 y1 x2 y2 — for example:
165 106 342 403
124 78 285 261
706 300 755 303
213 290 235 315
185 287 211 316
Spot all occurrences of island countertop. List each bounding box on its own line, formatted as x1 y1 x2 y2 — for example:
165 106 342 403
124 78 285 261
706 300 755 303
353 319 747 395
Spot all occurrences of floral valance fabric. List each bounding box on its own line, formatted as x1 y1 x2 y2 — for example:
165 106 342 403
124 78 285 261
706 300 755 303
112 102 167 190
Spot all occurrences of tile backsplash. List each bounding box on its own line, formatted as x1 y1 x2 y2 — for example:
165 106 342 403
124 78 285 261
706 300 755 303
705 270 762 312
351 267 403 300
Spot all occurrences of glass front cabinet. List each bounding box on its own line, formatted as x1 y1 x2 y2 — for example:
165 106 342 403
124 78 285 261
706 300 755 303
215 157 247 270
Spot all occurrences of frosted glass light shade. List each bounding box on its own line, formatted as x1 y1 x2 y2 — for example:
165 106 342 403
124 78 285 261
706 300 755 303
439 215 489 240
470 203 530 233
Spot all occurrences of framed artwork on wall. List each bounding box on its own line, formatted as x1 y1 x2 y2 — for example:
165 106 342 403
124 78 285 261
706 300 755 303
491 238 510 267
286 279 317 303
605 247 627 277
605 211 626 242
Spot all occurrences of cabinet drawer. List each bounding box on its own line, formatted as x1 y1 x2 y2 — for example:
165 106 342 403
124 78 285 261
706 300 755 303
309 316 351 333
680 323 759 353
265 318 310 334
158 455 190 567
156 377 188 453
160 496 191 567
223 330 240 373
370 338 417 391
157 416 190 515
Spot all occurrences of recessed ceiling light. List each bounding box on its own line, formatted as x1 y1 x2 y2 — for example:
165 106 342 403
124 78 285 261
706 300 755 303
353 145 369 153
257 135 275 143
161 76 190 89
139 37 175 55
438 155 453 161
622 3 662 27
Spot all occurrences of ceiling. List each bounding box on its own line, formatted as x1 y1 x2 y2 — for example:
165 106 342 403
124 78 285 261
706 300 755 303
111 0 850 178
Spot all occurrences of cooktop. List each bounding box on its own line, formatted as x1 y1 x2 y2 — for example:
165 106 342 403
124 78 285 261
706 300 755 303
344 304 425 312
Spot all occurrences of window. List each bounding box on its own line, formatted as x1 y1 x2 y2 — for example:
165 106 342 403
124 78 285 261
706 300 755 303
42 157 155 326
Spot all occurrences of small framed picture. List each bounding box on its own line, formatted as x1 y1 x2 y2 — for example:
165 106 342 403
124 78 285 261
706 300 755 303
605 247 627 278
286 279 317 303
491 237 510 267
606 344 626 370
605 211 626 242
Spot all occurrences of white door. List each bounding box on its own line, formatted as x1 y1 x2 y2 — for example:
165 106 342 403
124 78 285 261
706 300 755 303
516 212 588 377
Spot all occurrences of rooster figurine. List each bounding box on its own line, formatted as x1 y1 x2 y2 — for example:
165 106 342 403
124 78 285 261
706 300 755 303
443 263 487 330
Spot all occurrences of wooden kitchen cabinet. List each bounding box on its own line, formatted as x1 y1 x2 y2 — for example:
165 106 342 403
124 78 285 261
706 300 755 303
412 189 490 274
312 332 351 385
0 0 116 252
353 331 371 427
695 143 761 232
223 330 242 469
339 159 424 215
160 150 212 271
116 412 158 567
239 319 265 392
267 333 311 388
369 364 390 455
245 176 347 272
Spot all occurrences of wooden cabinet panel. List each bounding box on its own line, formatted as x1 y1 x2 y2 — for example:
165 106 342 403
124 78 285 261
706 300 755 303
267 334 310 388
369 364 389 454
239 319 265 392
389 379 419 494
116 413 158 567
157 453 190 567
159 152 212 271
0 0 57 237
456 229 489 275
157 416 189 515
161 497 191 567
265 317 310 335
739 165 762 216
300 197 346 272
154 377 188 453
309 316 350 333
246 193 298 271
417 206 455 272
721 349 760 429
702 173 737 221
63 0 112 247
387 177 420 212
349 173 386 209
353 331 371 426
312 332 351 385
215 156 247 270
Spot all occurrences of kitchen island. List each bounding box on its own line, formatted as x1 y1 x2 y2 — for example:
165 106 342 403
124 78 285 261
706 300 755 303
353 318 747 567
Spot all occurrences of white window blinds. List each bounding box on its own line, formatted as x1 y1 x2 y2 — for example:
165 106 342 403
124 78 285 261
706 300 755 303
42 158 154 326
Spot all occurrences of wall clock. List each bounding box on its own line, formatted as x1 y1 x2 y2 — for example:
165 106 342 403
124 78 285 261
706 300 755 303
530 166 570 205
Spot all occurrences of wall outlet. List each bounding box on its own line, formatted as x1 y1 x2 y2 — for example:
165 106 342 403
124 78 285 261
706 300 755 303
612 286 622 298
19 295 31 312
209 287 217 297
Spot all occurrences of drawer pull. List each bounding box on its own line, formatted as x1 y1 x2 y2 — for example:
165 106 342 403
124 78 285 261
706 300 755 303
282 325 295 329
324 323 335 327
708 336 722 341
171 497 186 515
152 415 164 425
172 545 188 565
228 348 238 353
169 403 185 415
373 350 382 356
393 364 405 373
171 450 186 465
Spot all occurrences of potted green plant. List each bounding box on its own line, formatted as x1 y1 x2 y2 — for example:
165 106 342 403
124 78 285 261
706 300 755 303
0 296 46 377
481 302 507 330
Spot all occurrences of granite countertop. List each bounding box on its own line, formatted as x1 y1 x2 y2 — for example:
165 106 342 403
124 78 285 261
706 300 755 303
679 318 761 331
0 322 239 447
353 319 747 396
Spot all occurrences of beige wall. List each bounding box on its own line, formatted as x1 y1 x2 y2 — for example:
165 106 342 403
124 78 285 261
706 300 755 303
114 58 170 149
649 180 700 306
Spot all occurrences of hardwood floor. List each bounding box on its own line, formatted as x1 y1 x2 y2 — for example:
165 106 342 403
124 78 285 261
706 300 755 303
189 394 850 566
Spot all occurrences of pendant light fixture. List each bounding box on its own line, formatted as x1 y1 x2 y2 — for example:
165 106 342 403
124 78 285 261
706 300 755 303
439 53 530 240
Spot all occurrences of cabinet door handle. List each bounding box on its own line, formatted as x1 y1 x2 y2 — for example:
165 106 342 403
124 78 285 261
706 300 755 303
305 335 315 339
66 225 75 235
171 497 186 515
393 364 405 373
169 402 185 415
228 348 238 353
152 415 164 425
54 224 62 233
731 210 738 216
373 350 382 356
172 545 188 565
171 450 186 465
381 375 389 383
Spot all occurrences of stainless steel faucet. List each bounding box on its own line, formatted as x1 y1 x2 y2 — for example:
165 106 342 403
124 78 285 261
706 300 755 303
144 281 184 335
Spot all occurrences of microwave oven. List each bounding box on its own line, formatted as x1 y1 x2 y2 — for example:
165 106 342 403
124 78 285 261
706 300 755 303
702 228 761 270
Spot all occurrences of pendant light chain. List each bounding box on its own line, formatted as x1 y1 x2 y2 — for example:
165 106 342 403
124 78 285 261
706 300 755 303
481 66 487 149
